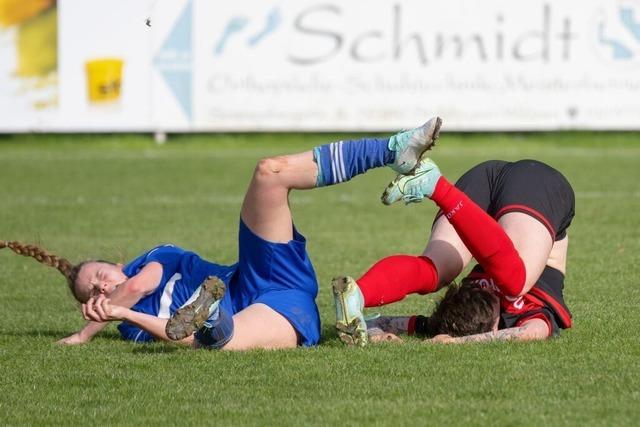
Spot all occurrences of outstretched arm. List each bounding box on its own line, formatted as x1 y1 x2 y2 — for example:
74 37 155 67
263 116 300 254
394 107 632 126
366 315 412 335
366 315 414 343
430 318 550 344
58 263 163 344
82 295 193 345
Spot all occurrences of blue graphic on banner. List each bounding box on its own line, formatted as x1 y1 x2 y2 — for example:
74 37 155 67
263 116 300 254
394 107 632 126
248 8 281 46
153 0 193 121
214 7 281 56
620 7 640 40
214 16 248 55
597 5 640 61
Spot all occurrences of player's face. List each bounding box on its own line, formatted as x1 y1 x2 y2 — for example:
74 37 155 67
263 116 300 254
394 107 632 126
74 262 127 302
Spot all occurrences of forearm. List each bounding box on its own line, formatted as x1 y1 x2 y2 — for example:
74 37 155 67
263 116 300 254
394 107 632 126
448 327 529 343
106 283 149 309
106 262 163 309
75 286 144 341
122 309 193 345
366 316 412 336
439 320 549 344
76 320 109 341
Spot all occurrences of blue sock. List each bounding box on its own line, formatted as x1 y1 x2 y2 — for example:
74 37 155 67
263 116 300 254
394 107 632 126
313 137 395 187
194 306 234 350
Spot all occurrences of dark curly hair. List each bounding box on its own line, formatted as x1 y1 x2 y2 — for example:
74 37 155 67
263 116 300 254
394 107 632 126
429 283 500 337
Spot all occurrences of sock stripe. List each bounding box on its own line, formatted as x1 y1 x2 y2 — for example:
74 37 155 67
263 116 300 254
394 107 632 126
313 136 392 187
337 141 347 182
331 141 346 183
330 143 338 183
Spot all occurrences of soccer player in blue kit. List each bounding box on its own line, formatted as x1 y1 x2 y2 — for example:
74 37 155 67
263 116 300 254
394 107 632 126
4 117 442 350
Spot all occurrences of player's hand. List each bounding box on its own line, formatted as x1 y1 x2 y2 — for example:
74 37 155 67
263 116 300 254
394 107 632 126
430 334 455 344
83 295 125 322
368 328 402 343
93 295 126 321
56 332 89 345
82 296 102 322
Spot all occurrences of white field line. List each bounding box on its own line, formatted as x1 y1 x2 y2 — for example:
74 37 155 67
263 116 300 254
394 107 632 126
574 191 640 199
435 146 640 158
1 146 640 162
0 191 637 208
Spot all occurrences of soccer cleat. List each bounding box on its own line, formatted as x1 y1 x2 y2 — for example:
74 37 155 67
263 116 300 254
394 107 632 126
381 157 442 205
165 276 226 341
388 116 442 174
332 276 368 347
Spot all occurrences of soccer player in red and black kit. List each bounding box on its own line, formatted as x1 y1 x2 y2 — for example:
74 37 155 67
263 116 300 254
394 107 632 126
333 157 575 346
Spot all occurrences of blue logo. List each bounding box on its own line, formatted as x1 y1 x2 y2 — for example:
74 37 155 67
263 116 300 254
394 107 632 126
153 0 193 121
214 7 281 56
595 1 640 61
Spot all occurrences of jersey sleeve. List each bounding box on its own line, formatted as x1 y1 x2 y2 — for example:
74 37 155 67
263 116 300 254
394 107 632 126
123 244 187 278
117 321 155 343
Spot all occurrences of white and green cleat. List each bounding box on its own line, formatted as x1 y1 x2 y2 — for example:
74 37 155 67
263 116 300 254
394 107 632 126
381 158 442 205
332 276 368 347
388 116 442 174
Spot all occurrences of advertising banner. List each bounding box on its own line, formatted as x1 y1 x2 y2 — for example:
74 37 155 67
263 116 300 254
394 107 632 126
1 0 639 132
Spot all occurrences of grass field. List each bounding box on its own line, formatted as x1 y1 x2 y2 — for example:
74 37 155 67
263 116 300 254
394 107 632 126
0 132 639 426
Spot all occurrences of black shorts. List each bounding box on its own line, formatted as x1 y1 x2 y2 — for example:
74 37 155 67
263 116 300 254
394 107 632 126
444 160 575 241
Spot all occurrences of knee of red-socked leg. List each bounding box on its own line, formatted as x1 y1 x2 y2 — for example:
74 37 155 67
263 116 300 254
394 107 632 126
254 156 288 182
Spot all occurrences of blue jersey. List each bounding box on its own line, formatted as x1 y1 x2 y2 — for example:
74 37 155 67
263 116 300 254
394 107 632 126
117 245 236 343
119 220 321 347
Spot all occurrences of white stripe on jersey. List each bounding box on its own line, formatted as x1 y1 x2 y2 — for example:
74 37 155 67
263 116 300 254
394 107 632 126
179 285 202 308
337 141 347 182
158 273 182 319
133 330 145 343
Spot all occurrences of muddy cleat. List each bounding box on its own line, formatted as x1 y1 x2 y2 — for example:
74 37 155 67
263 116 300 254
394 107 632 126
388 116 442 174
332 276 368 347
381 157 442 205
165 276 226 341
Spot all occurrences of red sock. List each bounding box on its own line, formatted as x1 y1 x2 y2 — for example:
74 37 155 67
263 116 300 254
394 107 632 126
431 177 526 297
357 255 439 307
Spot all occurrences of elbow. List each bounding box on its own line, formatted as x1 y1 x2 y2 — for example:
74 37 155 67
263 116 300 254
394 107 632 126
120 280 151 298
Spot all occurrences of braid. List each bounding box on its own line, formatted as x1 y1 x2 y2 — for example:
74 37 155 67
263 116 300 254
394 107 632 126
1 240 77 284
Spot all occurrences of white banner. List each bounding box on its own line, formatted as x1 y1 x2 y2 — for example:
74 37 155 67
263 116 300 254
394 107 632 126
1 0 639 132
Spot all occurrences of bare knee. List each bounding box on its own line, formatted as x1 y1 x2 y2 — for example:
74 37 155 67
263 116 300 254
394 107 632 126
254 156 288 182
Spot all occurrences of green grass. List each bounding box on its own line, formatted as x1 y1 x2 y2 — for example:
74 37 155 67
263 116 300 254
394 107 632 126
0 132 639 426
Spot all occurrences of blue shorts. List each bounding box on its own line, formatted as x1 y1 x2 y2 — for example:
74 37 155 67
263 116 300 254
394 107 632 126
220 219 321 347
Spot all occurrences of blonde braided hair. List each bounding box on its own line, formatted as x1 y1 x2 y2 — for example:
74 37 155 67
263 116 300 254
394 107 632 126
0 240 86 301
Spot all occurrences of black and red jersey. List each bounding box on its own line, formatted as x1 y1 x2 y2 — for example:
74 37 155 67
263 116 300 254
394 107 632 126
463 264 572 336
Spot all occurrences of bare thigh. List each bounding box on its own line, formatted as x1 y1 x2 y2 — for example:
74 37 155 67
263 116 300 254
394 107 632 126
222 303 298 351
422 215 473 286
498 212 554 292
547 235 568 274
240 151 318 243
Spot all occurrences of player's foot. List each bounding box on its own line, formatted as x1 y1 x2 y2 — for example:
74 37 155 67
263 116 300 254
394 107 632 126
381 158 442 205
388 116 442 174
332 276 368 347
165 276 226 341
